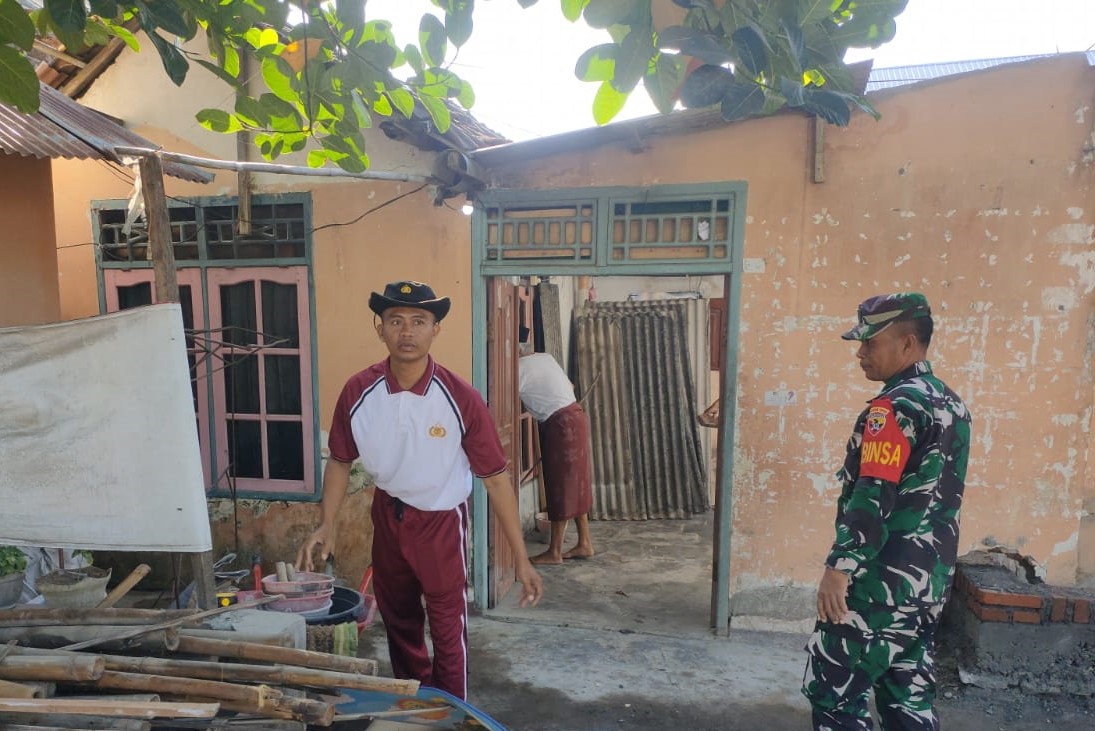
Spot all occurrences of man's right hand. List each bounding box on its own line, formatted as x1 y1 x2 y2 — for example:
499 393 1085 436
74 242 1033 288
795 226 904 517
296 524 335 572
816 566 851 623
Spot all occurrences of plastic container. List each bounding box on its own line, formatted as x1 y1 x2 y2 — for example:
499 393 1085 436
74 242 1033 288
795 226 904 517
267 597 333 619
261 571 336 596
265 588 334 614
307 585 365 626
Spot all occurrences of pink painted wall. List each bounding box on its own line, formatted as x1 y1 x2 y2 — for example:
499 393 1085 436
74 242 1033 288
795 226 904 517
0 154 59 327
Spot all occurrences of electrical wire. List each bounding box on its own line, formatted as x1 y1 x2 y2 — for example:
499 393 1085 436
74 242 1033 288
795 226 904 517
311 183 428 233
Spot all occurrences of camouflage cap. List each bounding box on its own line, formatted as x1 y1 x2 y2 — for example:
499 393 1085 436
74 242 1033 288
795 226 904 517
841 292 932 341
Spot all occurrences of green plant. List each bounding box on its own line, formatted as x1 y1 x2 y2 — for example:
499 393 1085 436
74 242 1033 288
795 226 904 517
74 550 94 565
0 546 27 576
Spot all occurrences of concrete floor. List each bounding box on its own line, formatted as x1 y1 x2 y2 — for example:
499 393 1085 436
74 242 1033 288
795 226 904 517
491 511 719 636
355 514 1095 730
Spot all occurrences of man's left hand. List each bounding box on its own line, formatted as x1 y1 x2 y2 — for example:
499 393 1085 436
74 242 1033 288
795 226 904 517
816 567 851 623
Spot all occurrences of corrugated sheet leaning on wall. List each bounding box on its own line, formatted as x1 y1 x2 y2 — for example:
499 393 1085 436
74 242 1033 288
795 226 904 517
575 299 709 520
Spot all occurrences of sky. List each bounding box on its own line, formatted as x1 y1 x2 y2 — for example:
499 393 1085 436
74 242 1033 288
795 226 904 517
368 0 1095 142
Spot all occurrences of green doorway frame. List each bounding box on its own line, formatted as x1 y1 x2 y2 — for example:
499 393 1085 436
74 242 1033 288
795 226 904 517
467 182 747 634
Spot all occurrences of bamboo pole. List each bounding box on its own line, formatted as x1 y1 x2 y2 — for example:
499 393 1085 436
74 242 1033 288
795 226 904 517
1 725 122 731
0 609 198 627
0 656 104 683
59 595 282 652
0 715 149 731
90 672 272 710
209 695 333 726
173 636 383 680
97 654 418 695
0 628 180 653
0 699 219 719
0 679 37 699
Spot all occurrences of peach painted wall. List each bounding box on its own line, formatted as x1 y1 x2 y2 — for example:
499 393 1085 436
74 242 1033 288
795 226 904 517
478 54 1095 593
0 154 60 327
49 37 476 584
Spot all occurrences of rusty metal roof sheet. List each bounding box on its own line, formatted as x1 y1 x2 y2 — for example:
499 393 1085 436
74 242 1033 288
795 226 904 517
0 83 212 183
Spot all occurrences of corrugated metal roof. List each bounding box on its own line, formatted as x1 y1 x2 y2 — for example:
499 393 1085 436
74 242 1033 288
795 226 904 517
866 52 1095 92
0 83 212 183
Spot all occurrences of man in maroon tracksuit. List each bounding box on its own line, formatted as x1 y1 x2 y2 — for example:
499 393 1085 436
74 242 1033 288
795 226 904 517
298 280 542 699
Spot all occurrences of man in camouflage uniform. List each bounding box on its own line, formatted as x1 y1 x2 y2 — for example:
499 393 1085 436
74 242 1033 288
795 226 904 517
802 293 972 731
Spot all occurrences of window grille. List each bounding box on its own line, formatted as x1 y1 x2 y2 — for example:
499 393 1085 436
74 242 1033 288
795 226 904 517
97 201 307 264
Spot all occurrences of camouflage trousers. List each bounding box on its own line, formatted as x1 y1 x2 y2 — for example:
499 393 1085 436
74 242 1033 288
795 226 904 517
801 606 940 731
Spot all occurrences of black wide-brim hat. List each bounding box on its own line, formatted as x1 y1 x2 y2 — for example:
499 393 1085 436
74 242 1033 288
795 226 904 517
368 280 451 322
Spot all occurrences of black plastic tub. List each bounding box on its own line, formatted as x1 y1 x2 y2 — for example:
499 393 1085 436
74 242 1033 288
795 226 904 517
306 585 364 626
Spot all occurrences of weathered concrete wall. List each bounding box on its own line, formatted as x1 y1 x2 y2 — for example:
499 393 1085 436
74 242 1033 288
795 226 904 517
49 47 1095 608
478 55 1095 604
0 155 60 327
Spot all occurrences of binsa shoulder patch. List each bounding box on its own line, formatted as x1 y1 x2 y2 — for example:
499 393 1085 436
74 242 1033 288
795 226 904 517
860 397 910 483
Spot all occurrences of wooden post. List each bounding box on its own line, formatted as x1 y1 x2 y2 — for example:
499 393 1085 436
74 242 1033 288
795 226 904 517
139 154 216 611
139 155 178 304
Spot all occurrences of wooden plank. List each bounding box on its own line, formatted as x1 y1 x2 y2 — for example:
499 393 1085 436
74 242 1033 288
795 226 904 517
98 565 152 609
0 699 219 719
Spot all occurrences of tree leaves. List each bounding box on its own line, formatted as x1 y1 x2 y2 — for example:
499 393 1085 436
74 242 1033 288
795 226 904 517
679 64 733 108
658 26 733 65
583 0 645 30
592 79 627 125
0 0 894 173
730 24 768 76
419 12 447 67
643 53 685 114
575 43 617 82
145 29 189 86
0 1 35 51
43 0 86 33
561 0 590 23
591 0 899 127
720 81 765 121
0 44 38 112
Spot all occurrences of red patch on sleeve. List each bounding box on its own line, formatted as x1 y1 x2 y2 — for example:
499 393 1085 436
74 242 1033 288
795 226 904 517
859 398 910 483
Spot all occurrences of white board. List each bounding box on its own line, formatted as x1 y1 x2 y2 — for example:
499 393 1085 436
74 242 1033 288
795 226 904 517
0 304 211 552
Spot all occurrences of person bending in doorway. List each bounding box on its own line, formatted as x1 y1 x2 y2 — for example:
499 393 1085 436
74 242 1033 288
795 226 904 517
518 342 595 564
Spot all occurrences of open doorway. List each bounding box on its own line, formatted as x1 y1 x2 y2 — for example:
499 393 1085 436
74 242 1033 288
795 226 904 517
486 274 726 636
467 181 747 633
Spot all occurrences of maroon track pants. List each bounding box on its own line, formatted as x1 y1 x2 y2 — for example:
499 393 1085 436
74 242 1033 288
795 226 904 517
370 488 470 699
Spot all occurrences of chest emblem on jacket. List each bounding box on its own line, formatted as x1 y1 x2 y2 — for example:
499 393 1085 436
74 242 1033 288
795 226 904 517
866 405 889 436
428 423 447 438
